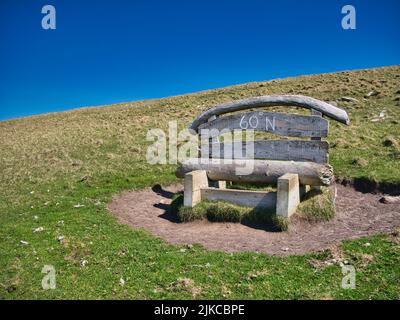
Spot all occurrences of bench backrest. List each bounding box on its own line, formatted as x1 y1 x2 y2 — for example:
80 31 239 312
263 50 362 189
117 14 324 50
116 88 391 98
190 95 350 164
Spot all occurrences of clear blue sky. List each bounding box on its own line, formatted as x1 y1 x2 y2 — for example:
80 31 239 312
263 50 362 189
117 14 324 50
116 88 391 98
0 0 399 120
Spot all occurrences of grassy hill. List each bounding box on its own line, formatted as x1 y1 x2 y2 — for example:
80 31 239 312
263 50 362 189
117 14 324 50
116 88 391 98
0 66 399 299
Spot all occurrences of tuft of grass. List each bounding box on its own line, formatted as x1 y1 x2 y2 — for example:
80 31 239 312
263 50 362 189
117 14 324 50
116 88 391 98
201 201 243 223
382 136 400 160
228 182 276 192
177 204 206 222
297 187 336 222
382 136 398 148
175 195 288 231
351 157 368 167
271 215 289 232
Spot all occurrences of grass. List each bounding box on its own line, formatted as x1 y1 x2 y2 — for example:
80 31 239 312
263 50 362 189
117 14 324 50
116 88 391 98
297 187 336 222
0 66 399 299
175 186 335 230
174 194 287 231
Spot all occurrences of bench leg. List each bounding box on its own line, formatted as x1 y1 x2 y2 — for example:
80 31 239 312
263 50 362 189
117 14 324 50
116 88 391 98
184 170 208 207
299 184 310 199
209 180 226 189
276 173 300 218
216 181 226 189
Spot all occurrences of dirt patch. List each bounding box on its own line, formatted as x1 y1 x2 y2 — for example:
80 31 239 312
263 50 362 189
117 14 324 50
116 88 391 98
108 184 400 256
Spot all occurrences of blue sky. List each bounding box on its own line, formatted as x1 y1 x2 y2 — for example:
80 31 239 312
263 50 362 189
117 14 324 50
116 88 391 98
0 0 399 120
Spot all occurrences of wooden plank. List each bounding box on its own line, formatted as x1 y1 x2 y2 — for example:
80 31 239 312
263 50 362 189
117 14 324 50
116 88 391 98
176 158 334 186
200 187 277 209
198 111 328 138
190 95 350 131
311 109 322 116
206 115 217 159
311 109 323 141
208 140 329 163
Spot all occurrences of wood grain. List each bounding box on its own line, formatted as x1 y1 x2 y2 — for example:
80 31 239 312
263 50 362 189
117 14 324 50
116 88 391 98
176 158 334 186
198 111 329 138
208 140 329 163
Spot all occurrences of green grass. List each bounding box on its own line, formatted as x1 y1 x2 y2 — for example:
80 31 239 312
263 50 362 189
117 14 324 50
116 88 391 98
175 186 335 230
297 187 336 222
174 195 287 231
0 66 399 299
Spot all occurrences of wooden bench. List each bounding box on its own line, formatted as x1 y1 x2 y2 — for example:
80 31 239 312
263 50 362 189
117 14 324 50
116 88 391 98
176 95 350 217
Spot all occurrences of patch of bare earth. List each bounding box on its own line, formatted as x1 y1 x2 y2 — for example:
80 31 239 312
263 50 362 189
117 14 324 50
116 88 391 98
108 184 400 256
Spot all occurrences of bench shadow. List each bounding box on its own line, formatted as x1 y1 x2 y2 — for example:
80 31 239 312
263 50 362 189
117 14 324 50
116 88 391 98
154 202 181 223
337 177 400 196
152 184 182 223
151 184 175 199
240 219 280 232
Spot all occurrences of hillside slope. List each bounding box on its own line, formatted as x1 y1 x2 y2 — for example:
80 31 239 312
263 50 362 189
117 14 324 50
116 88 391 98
0 66 399 299
1 66 399 197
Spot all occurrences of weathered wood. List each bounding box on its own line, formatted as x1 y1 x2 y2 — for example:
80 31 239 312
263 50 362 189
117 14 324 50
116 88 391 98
176 158 334 186
310 109 323 141
198 111 328 138
190 95 350 131
208 140 329 163
201 187 276 209
311 109 322 117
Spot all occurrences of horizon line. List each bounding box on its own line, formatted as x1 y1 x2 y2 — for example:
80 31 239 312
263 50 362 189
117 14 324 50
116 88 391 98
1 64 398 123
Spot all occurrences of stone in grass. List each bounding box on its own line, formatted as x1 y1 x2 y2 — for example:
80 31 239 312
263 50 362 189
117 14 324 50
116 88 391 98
80 259 88 267
33 226 44 233
336 97 359 103
379 196 400 204
365 90 380 98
